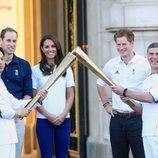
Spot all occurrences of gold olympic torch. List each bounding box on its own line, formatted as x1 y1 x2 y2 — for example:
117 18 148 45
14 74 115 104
25 52 76 109
72 47 136 107
72 47 115 86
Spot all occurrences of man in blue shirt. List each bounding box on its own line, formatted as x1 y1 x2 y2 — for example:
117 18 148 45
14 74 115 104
0 27 33 158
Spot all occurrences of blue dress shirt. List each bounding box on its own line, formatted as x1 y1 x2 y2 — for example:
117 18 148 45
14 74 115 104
1 54 33 99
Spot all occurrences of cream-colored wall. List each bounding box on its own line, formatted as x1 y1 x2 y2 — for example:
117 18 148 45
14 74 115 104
0 0 25 58
0 0 16 29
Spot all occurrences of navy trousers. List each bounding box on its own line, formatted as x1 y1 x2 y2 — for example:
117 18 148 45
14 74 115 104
36 118 70 158
110 115 145 158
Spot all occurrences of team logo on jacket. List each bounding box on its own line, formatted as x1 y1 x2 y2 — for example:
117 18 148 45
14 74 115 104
15 69 19 76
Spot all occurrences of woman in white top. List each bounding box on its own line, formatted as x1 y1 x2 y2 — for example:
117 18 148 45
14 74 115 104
32 34 75 158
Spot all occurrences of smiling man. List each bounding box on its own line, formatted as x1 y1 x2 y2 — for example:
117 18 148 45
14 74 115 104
112 42 158 157
97 29 151 158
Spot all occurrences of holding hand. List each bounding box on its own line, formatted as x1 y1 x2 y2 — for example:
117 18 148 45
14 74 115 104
120 96 130 103
15 108 31 119
112 85 131 105
37 88 48 102
111 85 125 96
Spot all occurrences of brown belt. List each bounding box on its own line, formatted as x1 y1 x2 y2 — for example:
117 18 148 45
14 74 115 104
114 111 137 119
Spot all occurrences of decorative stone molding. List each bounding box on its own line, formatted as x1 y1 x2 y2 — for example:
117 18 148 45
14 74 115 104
106 26 158 32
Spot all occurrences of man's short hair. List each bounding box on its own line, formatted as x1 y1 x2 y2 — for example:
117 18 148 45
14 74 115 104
0 27 18 39
114 28 134 43
147 42 158 52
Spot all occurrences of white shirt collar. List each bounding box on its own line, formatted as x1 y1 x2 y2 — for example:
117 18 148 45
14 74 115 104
118 53 137 64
